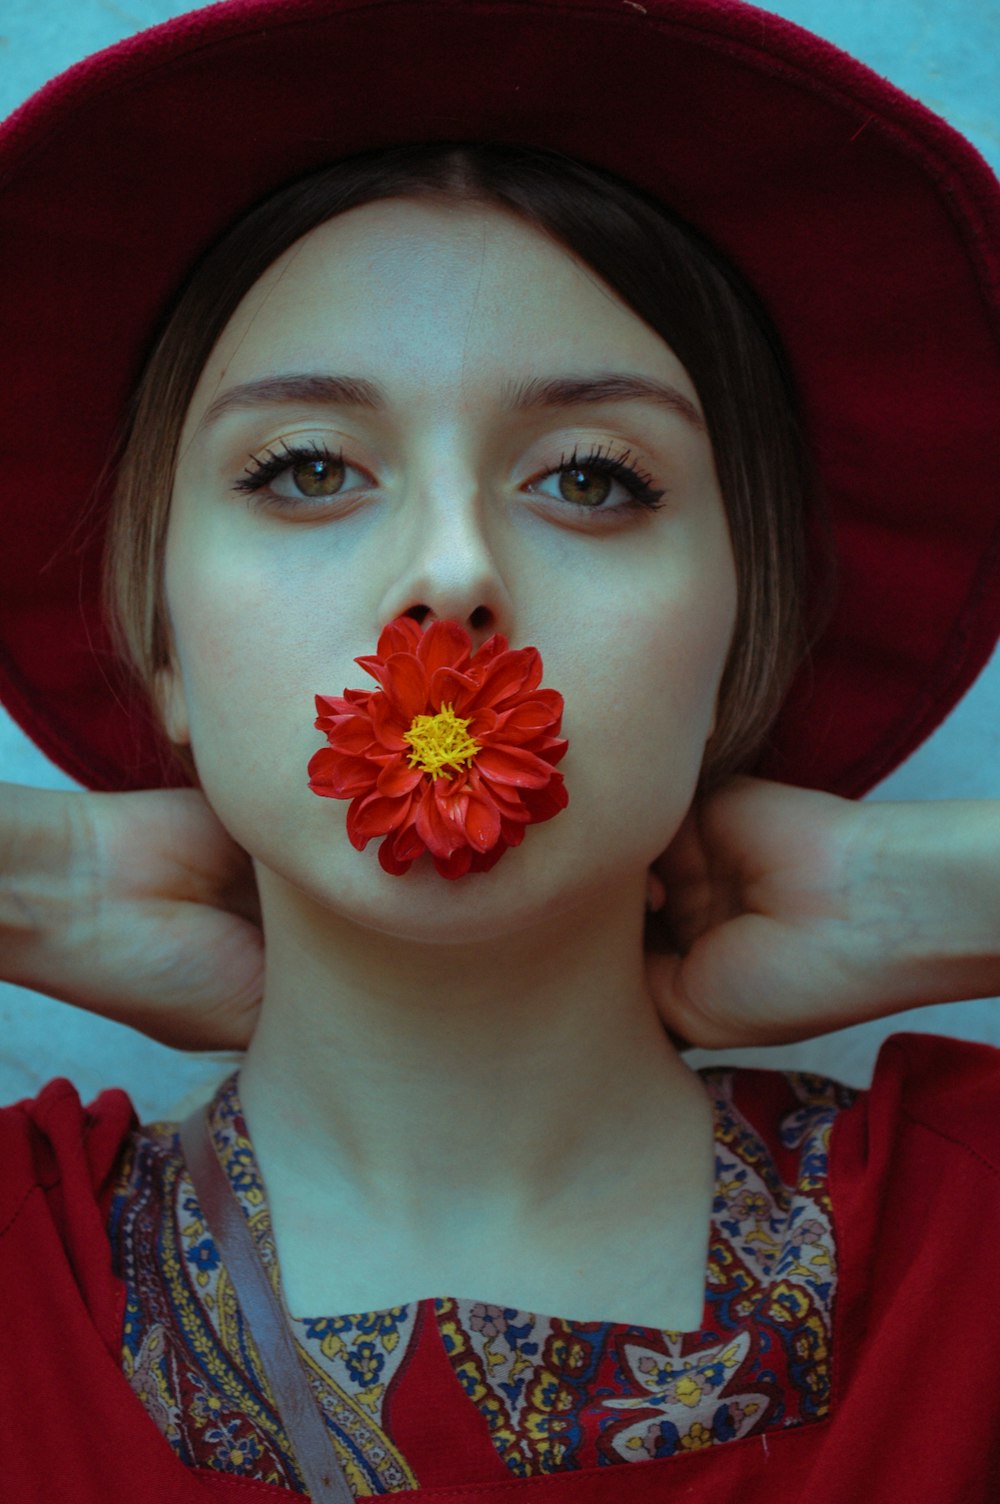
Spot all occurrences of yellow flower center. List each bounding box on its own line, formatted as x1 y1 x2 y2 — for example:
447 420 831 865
403 703 481 780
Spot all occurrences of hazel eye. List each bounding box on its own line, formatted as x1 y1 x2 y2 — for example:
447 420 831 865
531 444 667 515
234 441 363 508
555 465 614 508
282 455 345 498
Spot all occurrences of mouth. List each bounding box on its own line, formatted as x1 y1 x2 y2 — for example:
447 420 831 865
307 616 569 879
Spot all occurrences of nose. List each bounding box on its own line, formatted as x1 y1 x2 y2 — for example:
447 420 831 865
377 484 513 649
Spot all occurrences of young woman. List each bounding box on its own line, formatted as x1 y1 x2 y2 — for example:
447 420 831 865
1 1 1000 1500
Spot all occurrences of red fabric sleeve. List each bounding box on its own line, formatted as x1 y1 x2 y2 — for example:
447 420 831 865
0 1077 137 1353
823 1032 1000 1501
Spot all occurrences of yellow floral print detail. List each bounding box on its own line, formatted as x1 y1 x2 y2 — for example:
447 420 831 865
681 1423 714 1451
672 1375 705 1408
768 1281 811 1323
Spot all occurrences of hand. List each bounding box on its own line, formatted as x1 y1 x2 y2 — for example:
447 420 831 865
644 776 1000 1049
2 785 263 1050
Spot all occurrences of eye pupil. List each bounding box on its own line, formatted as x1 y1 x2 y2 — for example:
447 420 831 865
293 457 342 496
561 467 610 508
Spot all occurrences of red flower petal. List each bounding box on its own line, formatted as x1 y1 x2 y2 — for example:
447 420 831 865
347 790 412 844
307 747 347 795
464 793 502 852
417 619 473 677
493 692 564 741
467 708 498 739
522 775 569 822
413 781 469 858
433 846 474 879
469 839 511 873
369 692 410 750
324 717 379 755
373 822 427 875
475 743 557 788
494 798 531 825
428 665 479 715
531 736 570 767
472 647 536 709
378 836 416 876
310 616 568 877
472 633 509 665
377 616 423 658
376 759 424 798
466 766 524 816
391 821 427 862
315 693 357 720
308 748 376 797
354 653 389 688
380 652 427 721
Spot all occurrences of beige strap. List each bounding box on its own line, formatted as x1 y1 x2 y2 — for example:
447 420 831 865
179 1105 355 1503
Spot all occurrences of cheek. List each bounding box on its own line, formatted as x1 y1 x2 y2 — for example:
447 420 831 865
555 550 736 857
165 543 341 791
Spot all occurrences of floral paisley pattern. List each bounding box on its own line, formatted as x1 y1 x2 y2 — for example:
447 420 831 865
108 1067 855 1489
110 1086 417 1494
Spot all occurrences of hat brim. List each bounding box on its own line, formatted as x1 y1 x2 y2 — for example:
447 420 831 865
2 0 999 795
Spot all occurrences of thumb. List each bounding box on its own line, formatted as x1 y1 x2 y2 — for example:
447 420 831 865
644 947 745 1052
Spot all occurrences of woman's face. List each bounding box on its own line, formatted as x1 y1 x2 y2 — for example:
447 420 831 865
162 197 737 941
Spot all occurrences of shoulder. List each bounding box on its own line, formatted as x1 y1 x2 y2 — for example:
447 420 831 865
0 1079 139 1360
717 1031 1000 1170
877 1029 1000 1137
803 1031 1000 1266
706 1031 1000 1208
0 1077 138 1230
854 1030 1000 1176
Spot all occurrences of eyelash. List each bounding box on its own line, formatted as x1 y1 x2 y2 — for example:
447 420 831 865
550 444 667 512
233 439 668 515
234 439 338 498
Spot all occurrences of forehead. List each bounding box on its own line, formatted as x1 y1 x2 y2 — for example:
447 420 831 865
192 196 696 408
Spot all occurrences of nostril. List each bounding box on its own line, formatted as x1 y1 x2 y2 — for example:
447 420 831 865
401 604 493 631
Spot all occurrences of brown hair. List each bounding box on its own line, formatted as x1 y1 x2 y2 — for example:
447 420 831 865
104 140 816 789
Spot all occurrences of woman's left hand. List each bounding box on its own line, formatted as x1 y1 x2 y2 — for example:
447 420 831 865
644 776 1000 1048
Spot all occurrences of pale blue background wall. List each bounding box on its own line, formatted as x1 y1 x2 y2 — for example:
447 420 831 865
2 0 999 1117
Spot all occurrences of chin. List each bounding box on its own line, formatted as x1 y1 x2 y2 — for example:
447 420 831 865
357 846 559 939
275 825 594 947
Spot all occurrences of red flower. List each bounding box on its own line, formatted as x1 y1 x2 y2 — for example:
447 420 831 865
308 617 569 879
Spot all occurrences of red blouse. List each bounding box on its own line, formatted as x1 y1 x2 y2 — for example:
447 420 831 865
2 1032 999 1502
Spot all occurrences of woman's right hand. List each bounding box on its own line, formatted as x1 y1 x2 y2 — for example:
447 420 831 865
0 783 263 1050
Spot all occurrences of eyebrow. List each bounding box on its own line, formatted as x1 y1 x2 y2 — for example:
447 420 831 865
199 370 705 430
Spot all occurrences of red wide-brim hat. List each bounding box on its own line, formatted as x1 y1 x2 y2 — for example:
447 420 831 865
1 0 999 797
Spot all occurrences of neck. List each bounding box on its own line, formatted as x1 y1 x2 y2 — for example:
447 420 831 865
239 865 710 1235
